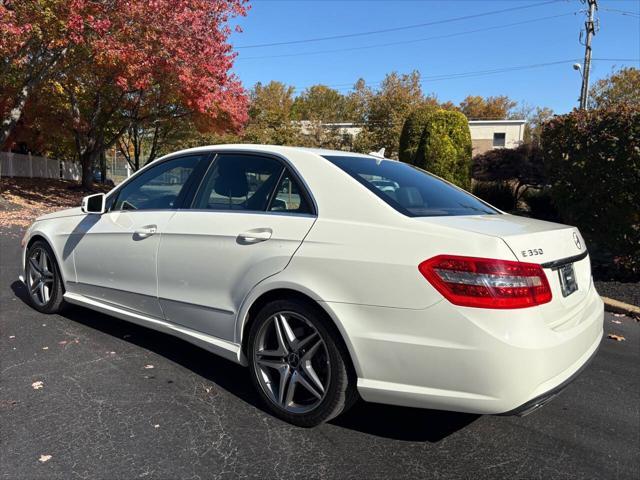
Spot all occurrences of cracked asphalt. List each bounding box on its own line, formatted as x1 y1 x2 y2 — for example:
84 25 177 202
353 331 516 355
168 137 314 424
1 225 639 480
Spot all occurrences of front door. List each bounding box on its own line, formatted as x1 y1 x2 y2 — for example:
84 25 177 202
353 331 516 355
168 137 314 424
70 154 206 317
157 153 316 341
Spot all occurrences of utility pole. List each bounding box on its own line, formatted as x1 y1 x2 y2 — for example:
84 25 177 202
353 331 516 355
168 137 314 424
579 0 598 109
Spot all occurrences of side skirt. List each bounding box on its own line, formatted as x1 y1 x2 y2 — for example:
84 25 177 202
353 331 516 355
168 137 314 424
63 292 246 366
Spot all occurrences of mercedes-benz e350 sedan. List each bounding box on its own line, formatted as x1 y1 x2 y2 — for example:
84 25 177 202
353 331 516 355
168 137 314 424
21 145 604 426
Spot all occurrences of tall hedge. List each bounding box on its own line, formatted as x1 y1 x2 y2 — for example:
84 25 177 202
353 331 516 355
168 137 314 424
399 107 472 189
541 106 640 279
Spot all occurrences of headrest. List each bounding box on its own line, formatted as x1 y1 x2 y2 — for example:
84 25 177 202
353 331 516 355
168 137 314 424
214 163 248 197
396 186 424 208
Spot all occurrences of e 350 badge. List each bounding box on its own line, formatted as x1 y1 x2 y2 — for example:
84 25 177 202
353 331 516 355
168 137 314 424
521 248 544 258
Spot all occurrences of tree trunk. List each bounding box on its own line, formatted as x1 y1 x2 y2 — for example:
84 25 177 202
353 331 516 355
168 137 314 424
80 150 100 189
100 149 107 184
0 84 30 148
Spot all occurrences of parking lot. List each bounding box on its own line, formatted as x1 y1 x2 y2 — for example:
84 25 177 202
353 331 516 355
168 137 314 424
1 225 638 480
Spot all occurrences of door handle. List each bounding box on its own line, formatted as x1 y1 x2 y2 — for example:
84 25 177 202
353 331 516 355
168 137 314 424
237 228 272 244
134 224 157 238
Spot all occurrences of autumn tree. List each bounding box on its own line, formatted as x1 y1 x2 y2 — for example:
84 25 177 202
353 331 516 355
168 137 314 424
459 95 517 120
350 71 428 158
243 81 300 145
589 67 640 109
10 0 248 187
0 0 76 147
292 85 354 122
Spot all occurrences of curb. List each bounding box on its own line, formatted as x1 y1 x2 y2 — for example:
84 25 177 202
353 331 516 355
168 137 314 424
601 296 640 319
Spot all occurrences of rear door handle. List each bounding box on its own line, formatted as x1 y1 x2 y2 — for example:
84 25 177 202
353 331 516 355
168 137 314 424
134 224 157 238
237 228 272 244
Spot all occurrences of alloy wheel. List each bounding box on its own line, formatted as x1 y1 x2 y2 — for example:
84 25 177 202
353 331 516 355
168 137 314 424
27 247 55 307
252 311 331 414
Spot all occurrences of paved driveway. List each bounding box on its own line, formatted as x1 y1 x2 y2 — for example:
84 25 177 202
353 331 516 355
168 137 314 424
1 226 638 479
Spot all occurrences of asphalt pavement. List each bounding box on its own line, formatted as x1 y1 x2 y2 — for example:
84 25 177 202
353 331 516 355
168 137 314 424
1 225 638 480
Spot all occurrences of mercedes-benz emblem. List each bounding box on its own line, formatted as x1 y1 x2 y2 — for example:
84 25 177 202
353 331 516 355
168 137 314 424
573 232 582 250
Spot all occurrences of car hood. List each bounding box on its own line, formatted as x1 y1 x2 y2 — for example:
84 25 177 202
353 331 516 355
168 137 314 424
415 214 585 264
36 207 84 222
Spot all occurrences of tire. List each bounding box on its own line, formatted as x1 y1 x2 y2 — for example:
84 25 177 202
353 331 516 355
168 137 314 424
248 298 357 427
25 240 67 314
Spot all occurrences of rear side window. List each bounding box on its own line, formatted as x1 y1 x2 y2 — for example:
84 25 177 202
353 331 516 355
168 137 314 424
193 154 284 211
323 155 497 217
268 170 312 214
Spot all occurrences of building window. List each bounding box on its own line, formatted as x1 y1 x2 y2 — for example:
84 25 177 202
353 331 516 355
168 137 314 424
493 132 506 147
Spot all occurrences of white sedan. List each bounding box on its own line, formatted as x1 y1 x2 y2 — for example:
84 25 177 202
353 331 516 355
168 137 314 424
20 145 604 426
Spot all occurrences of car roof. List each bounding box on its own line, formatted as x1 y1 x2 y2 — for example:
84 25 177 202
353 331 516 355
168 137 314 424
156 144 382 162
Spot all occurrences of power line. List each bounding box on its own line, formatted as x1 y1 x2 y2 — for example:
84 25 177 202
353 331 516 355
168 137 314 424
237 11 578 61
235 0 563 49
292 58 639 92
602 8 640 18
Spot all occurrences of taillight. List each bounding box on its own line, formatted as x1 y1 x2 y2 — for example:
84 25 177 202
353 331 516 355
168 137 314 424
418 255 552 309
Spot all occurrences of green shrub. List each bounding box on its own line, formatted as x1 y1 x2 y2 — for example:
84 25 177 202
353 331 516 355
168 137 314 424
399 107 472 189
471 182 514 211
541 106 640 279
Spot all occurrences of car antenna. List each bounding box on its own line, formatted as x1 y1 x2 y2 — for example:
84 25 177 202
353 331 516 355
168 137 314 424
369 148 385 164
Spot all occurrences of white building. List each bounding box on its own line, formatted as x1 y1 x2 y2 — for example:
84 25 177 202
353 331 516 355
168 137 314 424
468 119 526 156
296 118 527 157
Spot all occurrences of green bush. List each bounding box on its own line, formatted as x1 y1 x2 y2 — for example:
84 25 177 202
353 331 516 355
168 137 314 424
471 182 514 211
399 107 472 189
541 106 640 279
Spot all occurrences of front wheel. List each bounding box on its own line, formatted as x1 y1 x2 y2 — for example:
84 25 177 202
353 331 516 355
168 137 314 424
248 299 356 427
25 240 66 314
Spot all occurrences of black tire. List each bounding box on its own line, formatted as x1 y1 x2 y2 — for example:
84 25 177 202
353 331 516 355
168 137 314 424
247 298 357 427
25 240 67 314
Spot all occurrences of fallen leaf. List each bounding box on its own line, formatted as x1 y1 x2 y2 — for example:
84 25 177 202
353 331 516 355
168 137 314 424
38 454 52 463
144 364 154 369
31 381 44 390
607 334 626 342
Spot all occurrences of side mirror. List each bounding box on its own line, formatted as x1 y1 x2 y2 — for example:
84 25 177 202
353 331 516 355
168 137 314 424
81 193 106 214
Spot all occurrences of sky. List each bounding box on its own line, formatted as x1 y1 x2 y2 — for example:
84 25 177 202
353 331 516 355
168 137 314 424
229 0 640 114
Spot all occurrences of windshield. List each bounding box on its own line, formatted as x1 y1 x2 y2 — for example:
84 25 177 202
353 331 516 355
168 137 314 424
323 155 498 217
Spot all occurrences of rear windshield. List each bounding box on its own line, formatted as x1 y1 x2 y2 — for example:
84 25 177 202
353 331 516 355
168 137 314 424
323 155 498 217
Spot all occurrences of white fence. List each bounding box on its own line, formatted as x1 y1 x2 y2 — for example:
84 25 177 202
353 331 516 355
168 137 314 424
0 152 81 181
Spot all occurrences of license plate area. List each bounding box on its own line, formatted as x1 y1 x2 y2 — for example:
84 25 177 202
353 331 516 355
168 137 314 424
558 263 578 297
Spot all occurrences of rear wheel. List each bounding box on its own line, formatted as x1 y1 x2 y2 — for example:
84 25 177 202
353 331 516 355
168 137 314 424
248 299 356 427
25 241 66 314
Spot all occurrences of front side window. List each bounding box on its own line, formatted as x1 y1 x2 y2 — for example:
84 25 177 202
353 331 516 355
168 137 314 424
112 155 202 211
193 154 284 211
268 170 312 214
323 155 498 217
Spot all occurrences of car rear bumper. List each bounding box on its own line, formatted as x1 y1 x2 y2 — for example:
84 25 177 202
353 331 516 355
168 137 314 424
322 282 604 414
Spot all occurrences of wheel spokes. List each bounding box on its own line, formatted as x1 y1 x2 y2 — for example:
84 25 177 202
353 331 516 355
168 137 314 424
29 257 42 275
254 311 330 413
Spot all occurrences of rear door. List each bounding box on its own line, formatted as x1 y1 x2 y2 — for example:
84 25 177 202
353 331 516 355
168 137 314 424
156 152 316 341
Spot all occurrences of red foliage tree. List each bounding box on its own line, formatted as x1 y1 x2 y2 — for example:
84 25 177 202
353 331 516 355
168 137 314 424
2 0 249 187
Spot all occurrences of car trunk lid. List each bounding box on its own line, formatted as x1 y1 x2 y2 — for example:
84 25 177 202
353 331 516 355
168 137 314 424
415 214 592 328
